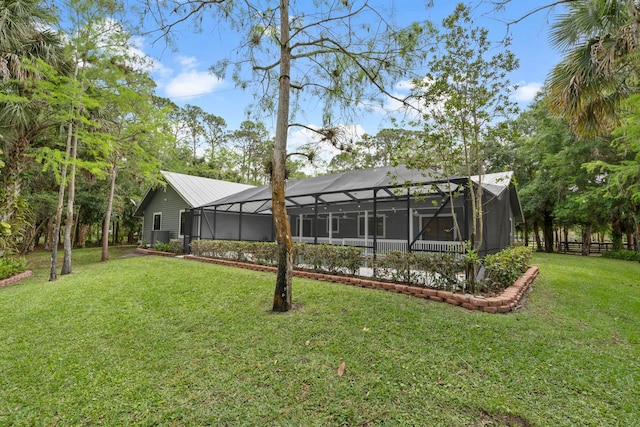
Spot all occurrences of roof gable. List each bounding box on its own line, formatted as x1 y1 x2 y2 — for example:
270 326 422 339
160 171 254 208
135 171 254 216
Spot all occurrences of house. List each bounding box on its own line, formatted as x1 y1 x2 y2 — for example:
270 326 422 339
187 165 524 257
134 171 254 245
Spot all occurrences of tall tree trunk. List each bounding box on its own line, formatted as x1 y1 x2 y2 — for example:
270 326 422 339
533 222 543 252
72 207 80 248
581 224 592 256
77 223 88 248
102 165 118 261
612 217 623 251
543 212 554 253
1 135 31 224
272 0 293 312
44 216 53 250
61 127 78 275
49 120 73 281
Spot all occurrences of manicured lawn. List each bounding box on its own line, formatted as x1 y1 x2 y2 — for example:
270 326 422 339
0 248 638 426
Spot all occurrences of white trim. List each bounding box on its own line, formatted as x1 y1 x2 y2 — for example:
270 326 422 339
357 213 386 238
409 208 414 243
326 215 340 234
510 216 514 241
152 212 162 231
195 212 201 239
297 216 313 238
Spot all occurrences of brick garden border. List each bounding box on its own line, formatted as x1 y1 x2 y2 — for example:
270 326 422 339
0 270 34 288
136 248 538 313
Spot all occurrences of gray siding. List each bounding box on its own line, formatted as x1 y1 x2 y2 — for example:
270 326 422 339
196 210 273 242
141 185 190 244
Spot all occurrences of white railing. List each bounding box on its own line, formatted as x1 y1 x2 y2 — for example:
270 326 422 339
294 237 464 255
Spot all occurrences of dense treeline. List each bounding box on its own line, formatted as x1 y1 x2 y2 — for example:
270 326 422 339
325 1 640 255
0 0 289 270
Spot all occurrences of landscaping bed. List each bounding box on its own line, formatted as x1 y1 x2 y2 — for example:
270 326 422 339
137 247 538 313
0 270 33 288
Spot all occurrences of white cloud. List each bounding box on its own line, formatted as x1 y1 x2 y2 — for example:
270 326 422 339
177 55 198 68
154 55 225 100
164 70 225 99
512 82 543 102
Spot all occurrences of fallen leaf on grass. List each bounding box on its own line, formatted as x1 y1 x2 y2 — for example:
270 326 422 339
296 383 311 401
337 362 346 377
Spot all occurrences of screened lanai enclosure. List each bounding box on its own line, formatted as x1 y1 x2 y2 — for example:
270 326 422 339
182 166 523 257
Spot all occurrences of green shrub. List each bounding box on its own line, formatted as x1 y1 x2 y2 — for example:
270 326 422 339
0 256 27 280
374 251 465 289
414 252 466 289
190 240 363 275
482 246 533 293
602 250 640 262
152 242 173 253
151 240 184 254
246 241 279 266
169 239 184 254
374 251 418 283
294 243 363 275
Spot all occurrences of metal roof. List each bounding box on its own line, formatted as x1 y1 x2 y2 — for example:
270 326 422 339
134 171 254 216
199 165 470 213
161 171 254 207
199 167 521 218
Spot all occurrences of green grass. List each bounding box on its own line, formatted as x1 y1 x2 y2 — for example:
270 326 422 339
0 248 638 426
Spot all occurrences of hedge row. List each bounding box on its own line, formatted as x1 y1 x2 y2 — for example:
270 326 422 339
296 244 363 275
601 249 640 262
373 251 465 290
191 240 279 265
190 240 363 274
152 239 184 254
189 240 533 293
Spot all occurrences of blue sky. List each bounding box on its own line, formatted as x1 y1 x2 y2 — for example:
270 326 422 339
134 1 566 156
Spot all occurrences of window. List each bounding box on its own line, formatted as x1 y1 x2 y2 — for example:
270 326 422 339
326 216 340 234
179 210 187 238
420 216 455 241
358 214 385 238
153 213 162 231
296 217 313 236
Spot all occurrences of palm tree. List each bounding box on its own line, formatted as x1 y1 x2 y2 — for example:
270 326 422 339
0 0 66 224
546 0 639 137
0 0 62 81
